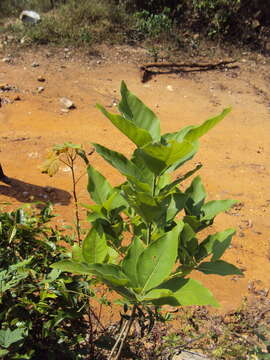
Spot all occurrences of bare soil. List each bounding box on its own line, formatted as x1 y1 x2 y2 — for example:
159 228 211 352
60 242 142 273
1 45 270 313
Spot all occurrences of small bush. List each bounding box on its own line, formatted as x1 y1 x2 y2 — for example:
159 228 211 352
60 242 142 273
0 205 92 359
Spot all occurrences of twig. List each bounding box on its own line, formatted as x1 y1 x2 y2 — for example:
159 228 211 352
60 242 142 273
140 60 239 82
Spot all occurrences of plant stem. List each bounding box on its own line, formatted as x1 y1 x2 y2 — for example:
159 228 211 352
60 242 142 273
147 176 158 246
69 154 81 245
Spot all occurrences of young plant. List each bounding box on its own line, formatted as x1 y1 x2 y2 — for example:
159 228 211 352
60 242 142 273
52 81 242 359
41 142 91 244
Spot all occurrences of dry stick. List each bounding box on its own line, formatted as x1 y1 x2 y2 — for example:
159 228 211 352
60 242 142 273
87 299 95 358
114 306 136 360
140 60 239 82
108 319 129 360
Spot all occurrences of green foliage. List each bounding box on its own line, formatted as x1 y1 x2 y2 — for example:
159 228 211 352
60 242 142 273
0 205 92 359
52 81 241 358
134 7 172 38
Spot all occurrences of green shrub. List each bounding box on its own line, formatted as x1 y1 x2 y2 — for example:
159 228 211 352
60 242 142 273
0 205 92 359
52 81 242 359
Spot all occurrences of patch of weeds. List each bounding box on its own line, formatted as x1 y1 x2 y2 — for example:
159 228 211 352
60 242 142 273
134 7 172 39
5 0 131 45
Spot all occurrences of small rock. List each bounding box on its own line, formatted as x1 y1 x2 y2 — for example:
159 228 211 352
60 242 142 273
60 97 75 109
61 108 69 113
37 86 44 93
22 191 29 198
2 57 11 63
20 10 41 24
31 62 39 67
13 95 21 101
96 60 101 64
167 85 173 91
0 84 12 91
37 76 46 82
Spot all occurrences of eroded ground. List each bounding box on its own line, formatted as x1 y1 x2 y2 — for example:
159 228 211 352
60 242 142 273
0 45 270 312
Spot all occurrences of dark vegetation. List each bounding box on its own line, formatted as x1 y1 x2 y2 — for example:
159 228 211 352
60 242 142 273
0 0 270 52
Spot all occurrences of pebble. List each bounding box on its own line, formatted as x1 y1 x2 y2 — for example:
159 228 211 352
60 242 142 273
167 85 173 91
22 191 29 197
13 95 21 101
60 97 75 109
31 62 40 67
37 76 46 82
37 86 44 93
2 57 11 63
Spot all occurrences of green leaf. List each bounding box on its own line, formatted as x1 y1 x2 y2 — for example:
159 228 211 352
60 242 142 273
122 237 145 287
201 199 238 221
195 228 236 262
71 244 84 262
141 288 174 301
160 163 202 195
0 328 25 348
119 81 160 141
82 227 108 264
139 140 195 175
93 143 142 180
185 176 206 216
87 164 113 205
88 264 129 286
196 260 243 276
137 223 183 293
97 104 153 147
164 193 187 223
153 278 219 307
51 260 93 275
184 108 231 142
122 185 172 224
179 223 198 265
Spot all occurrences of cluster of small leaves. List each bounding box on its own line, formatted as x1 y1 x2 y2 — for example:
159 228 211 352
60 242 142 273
53 81 242 329
0 205 92 359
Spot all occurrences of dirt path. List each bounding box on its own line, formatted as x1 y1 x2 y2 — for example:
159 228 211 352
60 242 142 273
1 46 270 312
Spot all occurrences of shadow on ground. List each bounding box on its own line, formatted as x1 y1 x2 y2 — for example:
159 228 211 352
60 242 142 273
0 178 71 206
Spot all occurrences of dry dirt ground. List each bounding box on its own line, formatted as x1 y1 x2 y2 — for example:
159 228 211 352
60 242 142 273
0 45 270 313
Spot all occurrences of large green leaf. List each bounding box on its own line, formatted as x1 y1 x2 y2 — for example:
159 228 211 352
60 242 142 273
139 140 195 175
97 104 153 147
93 143 140 179
184 108 231 142
122 185 172 224
82 227 108 264
201 199 237 221
121 237 145 287
141 288 174 302
119 81 160 141
131 149 155 186
137 223 183 293
51 260 93 275
196 260 243 276
88 264 129 286
153 278 219 307
87 164 113 205
195 228 236 262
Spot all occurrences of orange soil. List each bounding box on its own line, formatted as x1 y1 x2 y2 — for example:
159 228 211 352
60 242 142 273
1 45 270 314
